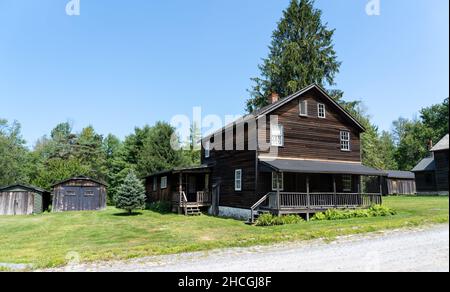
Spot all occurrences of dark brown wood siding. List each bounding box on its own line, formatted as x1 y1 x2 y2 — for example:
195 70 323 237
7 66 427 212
145 173 175 203
258 91 362 162
434 150 449 192
415 171 437 193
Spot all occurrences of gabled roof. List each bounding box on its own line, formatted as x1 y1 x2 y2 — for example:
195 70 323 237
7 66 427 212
412 157 436 172
203 84 366 141
51 176 108 187
0 184 50 194
431 134 449 152
385 170 415 180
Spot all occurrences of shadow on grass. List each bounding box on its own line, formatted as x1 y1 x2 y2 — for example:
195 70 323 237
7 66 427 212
113 212 143 217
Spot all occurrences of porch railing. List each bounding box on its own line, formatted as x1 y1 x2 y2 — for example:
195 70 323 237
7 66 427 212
263 192 382 210
196 191 211 204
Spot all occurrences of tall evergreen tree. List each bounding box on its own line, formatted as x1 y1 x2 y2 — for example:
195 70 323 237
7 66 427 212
114 170 146 215
246 0 341 112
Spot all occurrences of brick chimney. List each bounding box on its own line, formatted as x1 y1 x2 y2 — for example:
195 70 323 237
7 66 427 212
268 92 280 104
428 139 434 151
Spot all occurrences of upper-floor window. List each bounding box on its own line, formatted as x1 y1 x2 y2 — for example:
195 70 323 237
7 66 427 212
299 100 308 116
340 131 351 151
235 169 242 191
161 176 168 189
205 141 211 158
318 103 326 118
271 172 284 191
271 124 284 147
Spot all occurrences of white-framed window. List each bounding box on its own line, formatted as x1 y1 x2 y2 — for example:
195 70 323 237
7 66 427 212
340 131 351 151
84 190 94 197
271 124 284 147
205 141 211 158
299 100 308 116
271 172 284 191
153 176 157 191
342 175 352 192
161 176 168 189
318 103 326 118
235 169 242 191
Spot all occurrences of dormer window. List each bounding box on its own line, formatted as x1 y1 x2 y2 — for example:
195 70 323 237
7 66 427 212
299 100 308 116
318 103 326 118
340 131 351 151
271 124 284 147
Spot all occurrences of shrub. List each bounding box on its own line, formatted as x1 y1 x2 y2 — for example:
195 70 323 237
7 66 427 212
311 205 397 221
148 201 172 213
255 213 304 226
114 170 146 215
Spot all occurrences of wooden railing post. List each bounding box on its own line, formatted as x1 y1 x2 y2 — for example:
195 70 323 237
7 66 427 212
332 175 337 208
306 176 310 221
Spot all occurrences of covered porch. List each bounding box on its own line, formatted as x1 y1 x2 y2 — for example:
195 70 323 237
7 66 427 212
252 159 386 222
170 166 212 215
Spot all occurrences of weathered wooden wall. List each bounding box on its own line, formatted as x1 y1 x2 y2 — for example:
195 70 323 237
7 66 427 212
0 191 35 215
53 179 107 212
384 178 416 195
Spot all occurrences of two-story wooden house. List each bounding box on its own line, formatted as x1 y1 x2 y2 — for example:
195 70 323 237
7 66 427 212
146 84 385 221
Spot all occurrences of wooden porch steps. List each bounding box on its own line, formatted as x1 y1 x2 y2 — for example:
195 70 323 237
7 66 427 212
185 205 202 216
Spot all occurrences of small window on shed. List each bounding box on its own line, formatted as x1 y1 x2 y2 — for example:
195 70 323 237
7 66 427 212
65 191 76 196
161 176 168 189
84 191 94 197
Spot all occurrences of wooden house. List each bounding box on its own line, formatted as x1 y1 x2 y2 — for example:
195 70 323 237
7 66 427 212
0 184 50 216
381 171 416 195
52 176 107 212
413 134 449 195
146 84 386 221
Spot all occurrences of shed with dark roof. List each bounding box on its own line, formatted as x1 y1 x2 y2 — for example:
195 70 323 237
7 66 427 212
0 184 51 215
52 176 107 212
381 171 416 195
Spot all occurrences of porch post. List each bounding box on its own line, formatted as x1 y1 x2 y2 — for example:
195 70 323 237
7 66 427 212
178 173 183 214
379 176 383 205
276 172 281 214
306 175 310 221
332 175 337 208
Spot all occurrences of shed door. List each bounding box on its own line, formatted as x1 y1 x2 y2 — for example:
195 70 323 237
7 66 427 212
81 187 100 210
0 192 33 215
62 187 101 211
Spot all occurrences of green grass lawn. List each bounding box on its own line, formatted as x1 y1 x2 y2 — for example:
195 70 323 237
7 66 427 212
0 196 448 269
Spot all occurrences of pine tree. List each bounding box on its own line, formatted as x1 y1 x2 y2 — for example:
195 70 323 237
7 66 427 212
246 0 341 112
114 171 146 215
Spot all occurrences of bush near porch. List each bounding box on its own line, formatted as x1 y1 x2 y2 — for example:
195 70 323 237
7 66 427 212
0 196 448 269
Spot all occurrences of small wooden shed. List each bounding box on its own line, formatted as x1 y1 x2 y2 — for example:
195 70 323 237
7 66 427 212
382 171 416 195
52 176 107 212
0 184 51 216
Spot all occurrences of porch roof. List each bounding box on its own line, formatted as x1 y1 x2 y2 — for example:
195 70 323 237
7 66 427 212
260 159 386 176
145 165 211 178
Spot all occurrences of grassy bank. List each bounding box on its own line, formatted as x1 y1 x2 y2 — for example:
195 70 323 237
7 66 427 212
0 196 448 269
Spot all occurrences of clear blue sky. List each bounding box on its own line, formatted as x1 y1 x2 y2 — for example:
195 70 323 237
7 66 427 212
1 0 448 147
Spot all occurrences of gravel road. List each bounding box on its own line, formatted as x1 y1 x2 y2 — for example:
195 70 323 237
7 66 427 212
43 224 449 272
